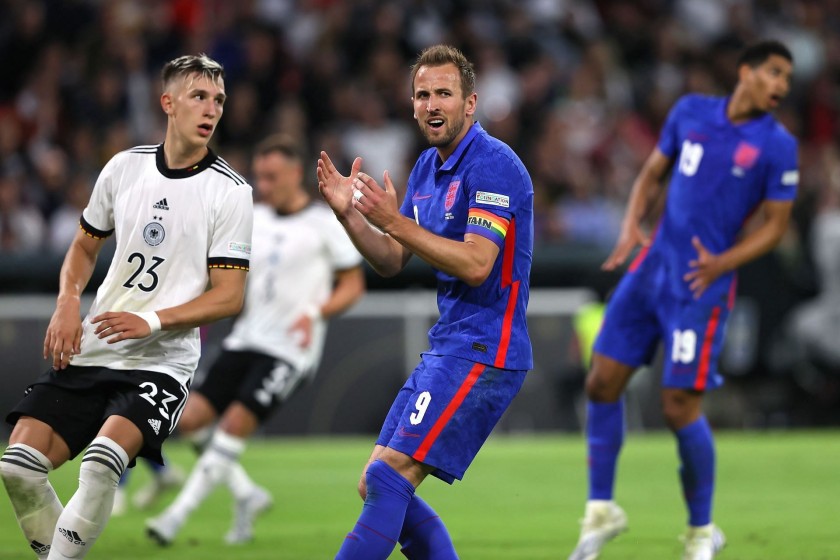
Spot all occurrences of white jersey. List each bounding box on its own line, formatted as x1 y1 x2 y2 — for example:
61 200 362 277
72 144 253 387
223 201 362 373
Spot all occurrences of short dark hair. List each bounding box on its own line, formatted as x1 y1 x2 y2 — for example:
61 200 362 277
410 45 476 98
737 40 793 69
254 133 302 162
161 54 225 89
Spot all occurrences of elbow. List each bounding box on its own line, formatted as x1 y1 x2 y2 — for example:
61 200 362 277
462 263 493 287
223 290 245 318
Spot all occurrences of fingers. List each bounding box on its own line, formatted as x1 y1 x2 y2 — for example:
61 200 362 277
319 151 336 174
351 157 363 176
383 170 394 193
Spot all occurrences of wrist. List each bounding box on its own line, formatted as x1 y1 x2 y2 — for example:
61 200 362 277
129 311 162 333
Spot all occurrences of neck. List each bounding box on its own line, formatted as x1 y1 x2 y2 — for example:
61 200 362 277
163 131 208 169
275 189 310 214
727 88 764 124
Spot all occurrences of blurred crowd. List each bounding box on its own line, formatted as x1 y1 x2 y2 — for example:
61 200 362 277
0 0 839 261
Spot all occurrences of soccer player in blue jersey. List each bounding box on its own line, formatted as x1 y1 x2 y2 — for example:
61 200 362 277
318 44 534 560
568 40 798 560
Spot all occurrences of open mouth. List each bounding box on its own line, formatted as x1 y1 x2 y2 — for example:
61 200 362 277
198 123 213 134
427 118 444 130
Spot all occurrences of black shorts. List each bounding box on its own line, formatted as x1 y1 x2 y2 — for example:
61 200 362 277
6 366 189 465
194 350 308 422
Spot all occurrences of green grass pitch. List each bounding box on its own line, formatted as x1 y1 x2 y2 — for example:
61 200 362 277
1 431 837 559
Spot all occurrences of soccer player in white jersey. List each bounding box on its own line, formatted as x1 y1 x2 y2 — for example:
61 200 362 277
0 54 253 560
146 134 365 546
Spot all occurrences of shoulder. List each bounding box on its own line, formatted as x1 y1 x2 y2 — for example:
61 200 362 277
671 93 721 116
109 144 159 166
765 119 798 150
469 130 530 182
208 155 249 188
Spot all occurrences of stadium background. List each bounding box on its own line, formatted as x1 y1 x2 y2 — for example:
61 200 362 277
2 0 839 433
1 2 839 558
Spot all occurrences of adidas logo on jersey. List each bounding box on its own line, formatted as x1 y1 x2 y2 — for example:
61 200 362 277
58 528 86 546
148 418 162 435
153 198 169 210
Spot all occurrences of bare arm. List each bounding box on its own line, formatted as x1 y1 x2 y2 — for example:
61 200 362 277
684 199 793 298
351 169 500 287
44 229 108 369
321 266 366 319
289 265 367 348
602 148 672 270
93 267 247 343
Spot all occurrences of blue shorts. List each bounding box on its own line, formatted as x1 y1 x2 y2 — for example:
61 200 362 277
594 254 731 391
376 354 527 484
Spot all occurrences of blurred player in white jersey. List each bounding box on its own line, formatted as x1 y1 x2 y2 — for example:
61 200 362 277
146 133 365 546
0 54 253 559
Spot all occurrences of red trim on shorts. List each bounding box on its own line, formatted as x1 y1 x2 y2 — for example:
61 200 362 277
413 363 487 462
727 274 738 310
695 306 721 391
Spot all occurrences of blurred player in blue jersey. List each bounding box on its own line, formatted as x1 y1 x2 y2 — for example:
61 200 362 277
318 44 534 560
568 40 798 560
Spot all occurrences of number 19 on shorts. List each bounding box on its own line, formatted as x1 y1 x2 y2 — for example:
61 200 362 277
671 329 697 364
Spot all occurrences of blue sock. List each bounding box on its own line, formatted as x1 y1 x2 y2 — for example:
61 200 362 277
335 460 415 560
145 457 164 474
676 416 715 526
118 467 131 487
586 399 625 500
399 495 457 559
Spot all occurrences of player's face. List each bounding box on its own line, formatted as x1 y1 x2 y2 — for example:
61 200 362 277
253 151 303 211
412 63 477 157
163 73 226 149
744 54 792 112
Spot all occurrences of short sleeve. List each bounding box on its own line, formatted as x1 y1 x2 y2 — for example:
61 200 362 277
657 95 690 159
80 155 119 239
207 184 254 270
463 156 522 248
323 210 363 270
763 132 799 201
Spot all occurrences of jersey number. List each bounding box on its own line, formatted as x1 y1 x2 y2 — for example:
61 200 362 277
410 391 432 425
678 140 704 177
123 253 165 292
671 329 697 364
138 381 178 421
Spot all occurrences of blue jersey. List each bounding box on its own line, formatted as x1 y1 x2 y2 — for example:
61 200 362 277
399 122 534 370
650 94 799 303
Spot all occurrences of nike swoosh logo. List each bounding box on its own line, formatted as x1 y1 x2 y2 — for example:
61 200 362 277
412 194 433 200
398 427 420 438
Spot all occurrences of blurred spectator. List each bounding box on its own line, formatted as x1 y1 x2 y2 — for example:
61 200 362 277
0 173 45 253
46 172 91 254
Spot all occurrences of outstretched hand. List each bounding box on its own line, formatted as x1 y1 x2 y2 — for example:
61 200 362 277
317 152 363 217
683 236 725 299
350 170 400 232
602 222 650 271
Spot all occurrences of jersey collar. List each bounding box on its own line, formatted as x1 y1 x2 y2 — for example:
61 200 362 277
437 121 483 172
155 143 218 179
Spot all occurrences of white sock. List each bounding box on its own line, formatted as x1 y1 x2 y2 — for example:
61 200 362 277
0 443 62 559
227 463 257 501
48 437 128 559
164 430 245 520
187 425 214 455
